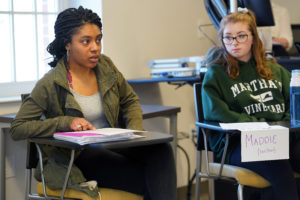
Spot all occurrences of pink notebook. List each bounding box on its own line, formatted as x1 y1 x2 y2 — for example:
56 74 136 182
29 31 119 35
54 132 103 137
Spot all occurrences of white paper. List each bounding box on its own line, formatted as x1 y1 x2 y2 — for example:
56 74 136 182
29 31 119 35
219 122 289 162
241 126 289 162
219 122 270 131
54 128 146 145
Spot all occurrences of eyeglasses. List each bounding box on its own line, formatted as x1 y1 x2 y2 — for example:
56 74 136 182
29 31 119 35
222 34 249 44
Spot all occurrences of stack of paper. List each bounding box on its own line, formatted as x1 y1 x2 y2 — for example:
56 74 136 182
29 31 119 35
54 128 144 145
219 122 270 130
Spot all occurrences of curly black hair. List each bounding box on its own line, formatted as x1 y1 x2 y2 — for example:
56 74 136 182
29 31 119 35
47 6 102 68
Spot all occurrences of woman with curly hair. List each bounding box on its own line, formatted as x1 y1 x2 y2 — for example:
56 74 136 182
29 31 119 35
10 6 176 200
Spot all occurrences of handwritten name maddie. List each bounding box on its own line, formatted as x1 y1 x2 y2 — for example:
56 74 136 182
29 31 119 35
245 133 277 148
245 133 278 157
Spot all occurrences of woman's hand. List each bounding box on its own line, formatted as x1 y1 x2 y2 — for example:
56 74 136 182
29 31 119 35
70 118 96 131
272 37 289 49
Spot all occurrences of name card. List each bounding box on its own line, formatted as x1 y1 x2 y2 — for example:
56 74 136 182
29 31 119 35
241 126 289 162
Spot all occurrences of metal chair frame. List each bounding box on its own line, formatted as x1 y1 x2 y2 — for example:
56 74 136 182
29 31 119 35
25 141 77 200
193 82 263 200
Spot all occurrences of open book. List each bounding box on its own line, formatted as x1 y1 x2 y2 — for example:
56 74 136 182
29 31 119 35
54 128 145 145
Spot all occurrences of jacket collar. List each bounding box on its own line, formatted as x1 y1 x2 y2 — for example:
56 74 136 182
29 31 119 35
52 55 118 96
52 58 70 91
95 55 117 96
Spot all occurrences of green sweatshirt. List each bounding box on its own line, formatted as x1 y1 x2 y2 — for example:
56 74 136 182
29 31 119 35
202 53 291 161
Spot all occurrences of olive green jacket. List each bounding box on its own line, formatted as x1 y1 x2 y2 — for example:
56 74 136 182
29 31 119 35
9 54 143 198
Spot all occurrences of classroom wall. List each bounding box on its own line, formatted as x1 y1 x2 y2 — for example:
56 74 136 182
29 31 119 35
272 0 300 24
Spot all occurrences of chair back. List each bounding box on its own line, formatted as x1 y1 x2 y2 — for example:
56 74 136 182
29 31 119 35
193 83 204 122
21 93 39 169
193 83 206 151
26 142 39 169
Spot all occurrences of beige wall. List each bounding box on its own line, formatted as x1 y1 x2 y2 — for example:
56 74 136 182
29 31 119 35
102 0 215 79
271 0 300 24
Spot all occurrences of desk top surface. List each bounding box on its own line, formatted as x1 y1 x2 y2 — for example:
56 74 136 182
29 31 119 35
141 104 180 119
196 121 300 133
28 131 173 150
276 56 300 62
127 76 201 84
0 114 15 123
0 104 181 124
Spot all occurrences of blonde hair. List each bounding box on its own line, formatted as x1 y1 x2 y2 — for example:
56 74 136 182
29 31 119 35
216 9 274 79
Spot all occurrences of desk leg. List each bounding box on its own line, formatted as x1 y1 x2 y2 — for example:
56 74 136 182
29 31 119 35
169 114 177 158
0 123 8 200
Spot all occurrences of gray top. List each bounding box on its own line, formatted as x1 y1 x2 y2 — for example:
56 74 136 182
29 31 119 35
71 89 109 129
